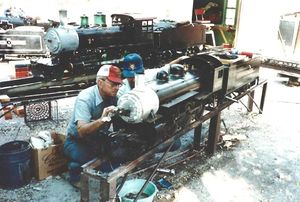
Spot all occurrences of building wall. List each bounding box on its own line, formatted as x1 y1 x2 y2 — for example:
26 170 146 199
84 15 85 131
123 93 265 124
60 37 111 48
235 0 300 57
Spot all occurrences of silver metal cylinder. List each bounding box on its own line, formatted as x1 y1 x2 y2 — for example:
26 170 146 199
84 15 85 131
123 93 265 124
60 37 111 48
44 27 79 54
117 87 159 123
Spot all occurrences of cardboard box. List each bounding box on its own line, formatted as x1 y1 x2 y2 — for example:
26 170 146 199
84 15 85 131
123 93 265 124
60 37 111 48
0 95 10 102
32 133 68 180
3 106 13 120
13 106 25 117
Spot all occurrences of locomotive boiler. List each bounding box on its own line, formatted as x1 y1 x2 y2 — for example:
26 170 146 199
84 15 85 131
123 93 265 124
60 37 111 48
31 13 206 79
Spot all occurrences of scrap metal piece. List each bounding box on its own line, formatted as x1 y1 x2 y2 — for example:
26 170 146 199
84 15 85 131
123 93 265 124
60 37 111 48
156 168 175 175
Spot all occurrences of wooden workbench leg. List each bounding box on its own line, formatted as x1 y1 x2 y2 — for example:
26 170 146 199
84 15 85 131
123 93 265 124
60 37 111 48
259 82 268 113
207 112 221 155
80 173 90 202
194 124 202 150
100 179 117 202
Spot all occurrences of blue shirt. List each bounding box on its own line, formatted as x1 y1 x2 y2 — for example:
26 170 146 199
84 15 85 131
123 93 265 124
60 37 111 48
66 85 116 139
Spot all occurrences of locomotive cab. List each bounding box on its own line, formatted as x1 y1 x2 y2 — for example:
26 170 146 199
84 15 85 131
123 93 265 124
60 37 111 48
111 14 155 33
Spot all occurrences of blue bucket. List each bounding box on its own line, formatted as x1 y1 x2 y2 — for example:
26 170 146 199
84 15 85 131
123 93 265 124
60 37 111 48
118 179 158 202
0 140 32 189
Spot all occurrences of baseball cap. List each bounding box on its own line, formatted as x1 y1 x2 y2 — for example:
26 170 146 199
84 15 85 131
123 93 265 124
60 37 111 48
123 53 144 78
97 65 122 84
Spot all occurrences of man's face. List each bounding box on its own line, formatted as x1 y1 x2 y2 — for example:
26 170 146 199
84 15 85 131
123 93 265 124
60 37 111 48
99 79 121 97
127 77 135 89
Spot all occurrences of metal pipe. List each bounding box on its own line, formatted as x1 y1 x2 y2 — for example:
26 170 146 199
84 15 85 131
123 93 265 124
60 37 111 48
133 140 175 202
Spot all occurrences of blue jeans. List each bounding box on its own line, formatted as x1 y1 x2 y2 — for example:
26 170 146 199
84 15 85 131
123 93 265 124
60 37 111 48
63 136 122 182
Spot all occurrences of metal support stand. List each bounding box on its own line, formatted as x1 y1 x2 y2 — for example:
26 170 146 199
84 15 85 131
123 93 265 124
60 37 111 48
247 91 255 112
260 82 268 113
207 110 221 155
206 79 268 155
193 105 205 150
193 124 202 150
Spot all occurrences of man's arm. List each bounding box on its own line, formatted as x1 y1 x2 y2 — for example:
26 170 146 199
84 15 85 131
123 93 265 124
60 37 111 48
77 106 117 138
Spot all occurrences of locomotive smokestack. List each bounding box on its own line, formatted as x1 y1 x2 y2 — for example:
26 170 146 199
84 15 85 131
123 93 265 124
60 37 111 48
58 9 67 27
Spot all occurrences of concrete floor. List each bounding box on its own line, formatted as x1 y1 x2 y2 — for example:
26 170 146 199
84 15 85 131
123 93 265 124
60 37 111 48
0 67 300 201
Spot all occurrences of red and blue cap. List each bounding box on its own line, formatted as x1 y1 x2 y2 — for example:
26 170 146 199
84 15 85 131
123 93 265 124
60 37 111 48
97 65 122 84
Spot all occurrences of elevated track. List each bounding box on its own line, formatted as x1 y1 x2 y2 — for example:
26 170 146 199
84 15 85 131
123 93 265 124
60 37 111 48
0 74 96 119
262 57 300 77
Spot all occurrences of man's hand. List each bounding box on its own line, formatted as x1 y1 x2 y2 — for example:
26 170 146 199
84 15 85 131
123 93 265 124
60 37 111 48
77 105 118 138
101 106 118 122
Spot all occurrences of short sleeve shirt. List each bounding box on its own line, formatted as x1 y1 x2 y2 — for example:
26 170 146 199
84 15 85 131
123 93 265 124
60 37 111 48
66 85 116 139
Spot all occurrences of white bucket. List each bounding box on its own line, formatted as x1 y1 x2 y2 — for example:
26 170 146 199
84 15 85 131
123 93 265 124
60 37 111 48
118 179 158 202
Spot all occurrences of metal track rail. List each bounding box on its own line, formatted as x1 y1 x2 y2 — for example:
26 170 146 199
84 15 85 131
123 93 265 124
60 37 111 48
0 91 80 119
0 74 96 97
0 77 44 88
0 75 96 119
262 57 300 75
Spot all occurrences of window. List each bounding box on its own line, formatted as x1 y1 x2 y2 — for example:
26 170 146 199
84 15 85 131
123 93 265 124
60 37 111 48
224 0 238 26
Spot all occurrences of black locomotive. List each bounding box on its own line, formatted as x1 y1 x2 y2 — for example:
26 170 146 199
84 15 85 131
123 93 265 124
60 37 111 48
32 13 206 79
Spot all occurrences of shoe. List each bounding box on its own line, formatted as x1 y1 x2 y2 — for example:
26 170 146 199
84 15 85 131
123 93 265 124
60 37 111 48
69 180 81 189
68 162 82 184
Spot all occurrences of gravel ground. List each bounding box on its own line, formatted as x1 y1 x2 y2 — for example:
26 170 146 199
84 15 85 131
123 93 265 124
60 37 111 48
0 67 300 201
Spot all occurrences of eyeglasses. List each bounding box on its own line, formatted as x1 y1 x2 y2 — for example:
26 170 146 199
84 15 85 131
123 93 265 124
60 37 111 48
102 79 122 88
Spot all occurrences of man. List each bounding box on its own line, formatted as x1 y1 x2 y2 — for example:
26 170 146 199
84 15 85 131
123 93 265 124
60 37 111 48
63 64 123 188
117 53 144 98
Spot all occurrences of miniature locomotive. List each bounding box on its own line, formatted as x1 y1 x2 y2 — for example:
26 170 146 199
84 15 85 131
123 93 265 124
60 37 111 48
31 13 206 79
